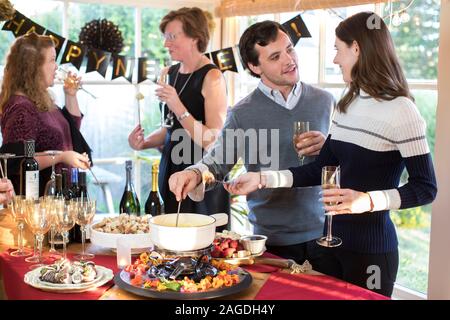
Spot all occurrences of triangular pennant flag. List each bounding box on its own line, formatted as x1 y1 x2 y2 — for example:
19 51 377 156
137 57 148 84
112 54 134 83
2 10 45 37
60 40 86 70
210 47 238 73
44 29 65 57
86 49 111 78
282 14 311 46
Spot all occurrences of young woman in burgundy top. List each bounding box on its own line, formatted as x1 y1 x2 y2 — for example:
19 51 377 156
0 32 91 195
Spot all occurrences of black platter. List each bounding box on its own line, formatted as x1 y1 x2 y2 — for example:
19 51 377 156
113 268 252 300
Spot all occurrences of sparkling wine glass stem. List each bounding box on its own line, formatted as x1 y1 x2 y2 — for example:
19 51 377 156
49 226 56 252
62 231 68 260
51 154 56 180
18 222 24 253
326 214 333 242
37 234 44 263
81 225 86 260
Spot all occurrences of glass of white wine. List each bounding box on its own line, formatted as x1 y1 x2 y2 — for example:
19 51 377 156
316 166 342 248
293 121 310 165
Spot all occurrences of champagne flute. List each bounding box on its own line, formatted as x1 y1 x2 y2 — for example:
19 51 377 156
24 199 52 269
316 166 342 248
71 198 96 261
293 121 310 165
158 71 174 128
9 195 32 257
55 199 75 261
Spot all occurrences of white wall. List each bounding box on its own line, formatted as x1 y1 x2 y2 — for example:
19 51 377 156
428 0 450 300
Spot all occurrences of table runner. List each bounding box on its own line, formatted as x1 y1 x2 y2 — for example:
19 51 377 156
0 249 118 300
254 272 390 300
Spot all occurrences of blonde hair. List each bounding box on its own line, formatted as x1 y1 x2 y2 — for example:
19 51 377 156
0 32 55 113
159 7 214 53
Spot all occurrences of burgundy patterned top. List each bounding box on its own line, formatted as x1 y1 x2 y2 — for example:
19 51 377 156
1 95 82 171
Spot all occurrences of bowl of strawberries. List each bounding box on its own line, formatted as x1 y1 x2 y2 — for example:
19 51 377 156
211 230 266 260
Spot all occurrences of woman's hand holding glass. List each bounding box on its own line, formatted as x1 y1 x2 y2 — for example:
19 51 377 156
322 188 373 214
62 70 82 96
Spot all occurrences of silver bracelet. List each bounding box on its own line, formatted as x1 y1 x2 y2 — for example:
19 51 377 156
177 111 191 121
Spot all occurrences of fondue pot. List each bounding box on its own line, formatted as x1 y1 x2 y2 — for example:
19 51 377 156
149 213 228 251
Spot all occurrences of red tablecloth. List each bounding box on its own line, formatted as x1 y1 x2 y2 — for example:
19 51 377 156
0 249 118 300
255 272 390 300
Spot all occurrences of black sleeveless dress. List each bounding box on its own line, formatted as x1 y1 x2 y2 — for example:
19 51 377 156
158 63 230 217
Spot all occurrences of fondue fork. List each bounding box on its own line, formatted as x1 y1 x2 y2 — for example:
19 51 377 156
175 201 181 227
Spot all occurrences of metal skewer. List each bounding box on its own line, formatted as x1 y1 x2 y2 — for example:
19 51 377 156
175 200 181 227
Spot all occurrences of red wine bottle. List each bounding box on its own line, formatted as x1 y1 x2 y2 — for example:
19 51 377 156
20 139 39 199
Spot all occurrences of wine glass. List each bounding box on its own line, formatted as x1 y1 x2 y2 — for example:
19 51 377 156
158 71 174 128
293 121 310 165
71 198 96 261
54 199 75 261
24 199 52 269
40 196 62 259
42 150 62 196
9 195 32 257
316 166 342 247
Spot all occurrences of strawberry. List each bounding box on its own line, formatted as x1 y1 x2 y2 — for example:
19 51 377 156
223 247 236 258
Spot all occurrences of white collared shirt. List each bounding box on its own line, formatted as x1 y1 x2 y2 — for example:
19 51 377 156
257 81 302 110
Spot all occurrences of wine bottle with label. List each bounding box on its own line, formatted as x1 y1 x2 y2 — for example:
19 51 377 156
119 160 141 215
144 160 164 216
69 168 83 243
20 139 39 199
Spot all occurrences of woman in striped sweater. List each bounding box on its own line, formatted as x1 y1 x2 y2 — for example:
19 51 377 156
226 12 437 297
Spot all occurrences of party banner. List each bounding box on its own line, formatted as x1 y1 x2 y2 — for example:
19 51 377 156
44 29 65 57
86 48 111 77
112 54 134 82
61 39 86 70
2 10 310 84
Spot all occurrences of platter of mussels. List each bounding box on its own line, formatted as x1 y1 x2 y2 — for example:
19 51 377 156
114 247 252 300
24 259 114 293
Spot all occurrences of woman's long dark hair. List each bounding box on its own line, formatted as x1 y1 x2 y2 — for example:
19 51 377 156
336 12 413 113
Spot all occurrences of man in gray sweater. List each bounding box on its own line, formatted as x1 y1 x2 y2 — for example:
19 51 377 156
169 21 334 266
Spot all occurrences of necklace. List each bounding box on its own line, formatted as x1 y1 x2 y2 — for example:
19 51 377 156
163 58 203 128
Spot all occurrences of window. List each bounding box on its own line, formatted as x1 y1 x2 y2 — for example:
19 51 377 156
0 1 169 214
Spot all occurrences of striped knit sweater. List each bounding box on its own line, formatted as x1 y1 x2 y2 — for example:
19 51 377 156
287 91 437 254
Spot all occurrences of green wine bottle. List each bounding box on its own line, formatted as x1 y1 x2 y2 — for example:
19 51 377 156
144 160 164 216
119 160 141 215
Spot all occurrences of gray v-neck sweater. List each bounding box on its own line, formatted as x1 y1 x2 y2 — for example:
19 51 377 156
203 83 334 245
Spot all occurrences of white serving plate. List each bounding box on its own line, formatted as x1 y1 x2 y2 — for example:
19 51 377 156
24 266 114 293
